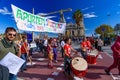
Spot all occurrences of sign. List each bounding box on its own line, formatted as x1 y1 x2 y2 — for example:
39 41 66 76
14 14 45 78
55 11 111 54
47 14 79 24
0 52 25 75
11 4 66 34
30 42 37 48
102 28 105 32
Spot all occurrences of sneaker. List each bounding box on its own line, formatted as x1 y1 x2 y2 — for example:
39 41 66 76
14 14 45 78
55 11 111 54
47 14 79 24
104 69 110 75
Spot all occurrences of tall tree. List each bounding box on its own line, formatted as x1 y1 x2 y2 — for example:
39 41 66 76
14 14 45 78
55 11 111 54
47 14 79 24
72 10 83 26
95 24 114 37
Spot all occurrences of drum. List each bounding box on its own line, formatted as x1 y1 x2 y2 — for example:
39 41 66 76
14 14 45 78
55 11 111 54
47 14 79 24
71 56 88 78
87 49 99 64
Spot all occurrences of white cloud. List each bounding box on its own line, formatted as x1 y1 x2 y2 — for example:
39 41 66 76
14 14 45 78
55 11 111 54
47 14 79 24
82 7 89 11
37 13 56 19
45 16 56 19
84 12 97 18
0 7 12 15
66 17 71 19
82 5 94 11
37 13 48 16
84 28 88 31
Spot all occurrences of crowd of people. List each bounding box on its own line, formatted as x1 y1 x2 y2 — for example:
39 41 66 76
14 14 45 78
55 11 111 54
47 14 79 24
0 27 120 80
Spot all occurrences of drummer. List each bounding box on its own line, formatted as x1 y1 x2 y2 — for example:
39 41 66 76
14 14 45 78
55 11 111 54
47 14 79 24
63 37 77 75
80 37 92 59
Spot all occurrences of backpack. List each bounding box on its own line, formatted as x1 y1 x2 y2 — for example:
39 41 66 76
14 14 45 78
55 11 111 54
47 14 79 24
0 64 9 80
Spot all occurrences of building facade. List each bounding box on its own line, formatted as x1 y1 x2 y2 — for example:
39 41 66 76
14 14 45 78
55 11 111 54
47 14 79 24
64 22 85 38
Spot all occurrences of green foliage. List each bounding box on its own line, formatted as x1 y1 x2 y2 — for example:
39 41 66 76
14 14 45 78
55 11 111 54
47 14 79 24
72 10 83 26
95 24 114 37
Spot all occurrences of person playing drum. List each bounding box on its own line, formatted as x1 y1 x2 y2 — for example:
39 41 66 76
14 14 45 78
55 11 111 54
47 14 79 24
63 37 77 76
81 37 93 59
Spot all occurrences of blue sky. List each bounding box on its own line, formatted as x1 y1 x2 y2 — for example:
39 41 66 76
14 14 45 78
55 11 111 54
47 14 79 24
0 0 120 36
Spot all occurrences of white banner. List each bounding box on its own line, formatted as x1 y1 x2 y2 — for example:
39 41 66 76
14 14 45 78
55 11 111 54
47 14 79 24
11 4 66 34
0 52 25 75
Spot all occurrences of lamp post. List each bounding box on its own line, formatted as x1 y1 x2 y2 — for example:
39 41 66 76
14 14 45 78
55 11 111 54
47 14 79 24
102 28 105 45
107 13 110 25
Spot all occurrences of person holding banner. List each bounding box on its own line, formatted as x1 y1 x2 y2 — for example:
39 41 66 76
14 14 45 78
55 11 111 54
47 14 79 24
0 27 21 80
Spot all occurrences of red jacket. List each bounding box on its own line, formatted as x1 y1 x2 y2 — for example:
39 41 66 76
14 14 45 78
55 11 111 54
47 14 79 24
111 36 120 58
21 42 28 54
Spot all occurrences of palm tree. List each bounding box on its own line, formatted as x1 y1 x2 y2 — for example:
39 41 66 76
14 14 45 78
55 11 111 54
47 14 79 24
72 10 85 36
72 10 83 26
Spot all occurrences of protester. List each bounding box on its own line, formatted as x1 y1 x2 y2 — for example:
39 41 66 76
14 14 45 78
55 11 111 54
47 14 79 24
38 39 44 53
104 36 120 75
20 35 29 72
94 38 98 50
86 37 92 50
80 37 88 59
47 38 54 68
52 38 58 63
60 38 65 58
63 37 77 75
97 38 103 51
0 27 21 80
43 36 48 57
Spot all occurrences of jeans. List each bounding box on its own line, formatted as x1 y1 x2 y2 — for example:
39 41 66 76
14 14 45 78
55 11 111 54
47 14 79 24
20 53 27 71
61 47 64 57
9 73 17 80
53 48 57 61
64 56 71 75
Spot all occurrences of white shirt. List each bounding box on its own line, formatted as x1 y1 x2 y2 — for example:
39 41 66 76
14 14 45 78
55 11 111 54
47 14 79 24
43 39 48 47
61 40 65 47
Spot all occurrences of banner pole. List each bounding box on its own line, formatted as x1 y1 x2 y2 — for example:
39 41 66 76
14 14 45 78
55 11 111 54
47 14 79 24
32 8 34 42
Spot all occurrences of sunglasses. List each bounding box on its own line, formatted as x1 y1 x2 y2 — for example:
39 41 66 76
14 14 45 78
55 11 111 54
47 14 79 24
8 33 16 37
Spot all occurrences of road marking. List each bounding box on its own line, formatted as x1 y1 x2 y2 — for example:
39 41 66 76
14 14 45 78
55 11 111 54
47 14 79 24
17 77 24 80
56 67 62 70
74 76 84 80
98 55 103 59
52 71 59 76
26 62 36 66
47 78 55 80
111 73 120 80
37 58 45 61
104 52 113 59
60 63 64 66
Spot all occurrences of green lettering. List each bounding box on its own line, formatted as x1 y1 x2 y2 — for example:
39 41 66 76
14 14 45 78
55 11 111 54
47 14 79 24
28 14 35 23
22 12 28 20
35 16 39 24
16 9 22 19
